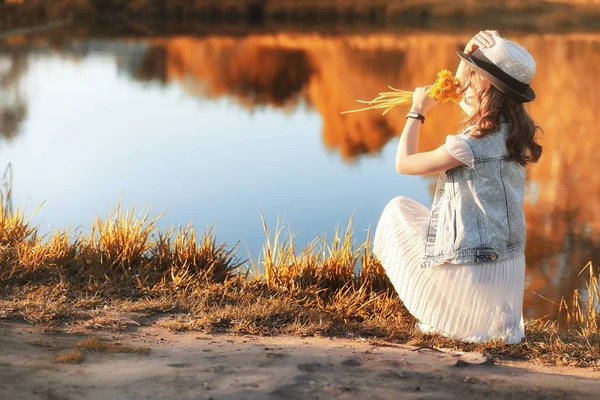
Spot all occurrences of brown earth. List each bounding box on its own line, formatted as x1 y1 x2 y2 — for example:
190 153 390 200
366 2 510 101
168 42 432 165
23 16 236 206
1 320 600 399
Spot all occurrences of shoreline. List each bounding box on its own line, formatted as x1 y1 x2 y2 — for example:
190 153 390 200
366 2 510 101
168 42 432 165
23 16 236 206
2 18 600 41
0 205 598 369
2 1 600 38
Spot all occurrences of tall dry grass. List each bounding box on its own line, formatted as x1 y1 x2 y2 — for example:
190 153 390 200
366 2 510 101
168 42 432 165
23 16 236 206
257 214 388 294
560 262 599 333
0 204 242 294
0 204 598 367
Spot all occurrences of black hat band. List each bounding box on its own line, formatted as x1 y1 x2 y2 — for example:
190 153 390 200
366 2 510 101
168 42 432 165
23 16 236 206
469 51 530 95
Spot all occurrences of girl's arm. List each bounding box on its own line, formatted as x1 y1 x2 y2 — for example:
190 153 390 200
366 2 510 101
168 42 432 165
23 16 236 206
397 30 500 176
395 86 465 176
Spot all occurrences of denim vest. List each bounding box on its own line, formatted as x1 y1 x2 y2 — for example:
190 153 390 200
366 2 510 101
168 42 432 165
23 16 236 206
422 123 526 268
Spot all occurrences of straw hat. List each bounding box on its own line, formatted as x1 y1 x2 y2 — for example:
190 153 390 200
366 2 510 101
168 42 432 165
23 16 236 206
457 37 536 102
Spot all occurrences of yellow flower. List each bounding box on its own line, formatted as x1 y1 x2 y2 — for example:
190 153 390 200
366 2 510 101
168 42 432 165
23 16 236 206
428 69 462 103
341 69 463 115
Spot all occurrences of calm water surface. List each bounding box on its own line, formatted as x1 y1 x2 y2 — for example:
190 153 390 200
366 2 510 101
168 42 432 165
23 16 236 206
2 54 426 250
1 31 599 319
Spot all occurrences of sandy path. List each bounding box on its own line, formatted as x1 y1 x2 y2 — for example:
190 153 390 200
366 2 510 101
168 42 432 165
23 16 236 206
0 321 598 400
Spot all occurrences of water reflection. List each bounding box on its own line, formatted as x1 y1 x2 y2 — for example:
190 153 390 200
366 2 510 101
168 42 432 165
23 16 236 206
0 49 28 139
1 31 599 319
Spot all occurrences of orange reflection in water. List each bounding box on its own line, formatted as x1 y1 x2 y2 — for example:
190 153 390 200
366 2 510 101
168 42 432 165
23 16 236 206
2 31 599 319
133 32 600 319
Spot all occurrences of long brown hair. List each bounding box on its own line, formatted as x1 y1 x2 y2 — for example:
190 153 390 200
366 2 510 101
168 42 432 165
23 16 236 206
461 67 542 165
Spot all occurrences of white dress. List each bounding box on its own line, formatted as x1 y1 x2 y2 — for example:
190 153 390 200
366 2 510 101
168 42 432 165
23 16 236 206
374 135 525 344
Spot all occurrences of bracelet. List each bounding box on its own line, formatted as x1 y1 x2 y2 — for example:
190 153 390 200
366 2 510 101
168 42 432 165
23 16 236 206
406 112 425 124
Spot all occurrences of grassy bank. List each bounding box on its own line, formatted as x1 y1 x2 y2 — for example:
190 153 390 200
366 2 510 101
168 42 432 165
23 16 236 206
2 0 600 34
0 204 598 369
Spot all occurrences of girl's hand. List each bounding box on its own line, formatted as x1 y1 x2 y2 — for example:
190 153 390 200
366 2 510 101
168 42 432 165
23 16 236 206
464 30 500 54
411 85 438 115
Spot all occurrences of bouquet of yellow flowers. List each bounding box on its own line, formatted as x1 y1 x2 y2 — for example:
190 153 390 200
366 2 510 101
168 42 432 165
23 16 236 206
341 70 463 116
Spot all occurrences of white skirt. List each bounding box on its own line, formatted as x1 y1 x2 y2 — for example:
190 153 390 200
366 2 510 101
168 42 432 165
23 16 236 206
373 196 525 343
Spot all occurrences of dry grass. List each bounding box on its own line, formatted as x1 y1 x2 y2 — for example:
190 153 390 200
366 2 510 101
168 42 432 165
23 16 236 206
0 205 599 368
256 214 390 295
76 337 150 354
342 69 462 116
54 337 148 365
0 204 242 294
56 350 85 364
560 262 599 332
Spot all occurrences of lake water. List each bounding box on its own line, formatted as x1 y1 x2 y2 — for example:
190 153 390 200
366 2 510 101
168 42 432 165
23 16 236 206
1 29 599 319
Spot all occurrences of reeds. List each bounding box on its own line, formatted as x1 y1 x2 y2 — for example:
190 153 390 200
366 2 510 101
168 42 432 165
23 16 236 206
0 204 599 368
341 87 415 116
258 214 362 293
0 204 242 293
560 262 599 333
256 213 391 294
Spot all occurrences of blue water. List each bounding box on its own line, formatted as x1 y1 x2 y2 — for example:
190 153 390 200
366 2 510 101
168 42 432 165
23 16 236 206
0 54 431 261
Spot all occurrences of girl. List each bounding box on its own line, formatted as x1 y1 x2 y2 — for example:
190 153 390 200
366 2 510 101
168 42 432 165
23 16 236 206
373 31 542 343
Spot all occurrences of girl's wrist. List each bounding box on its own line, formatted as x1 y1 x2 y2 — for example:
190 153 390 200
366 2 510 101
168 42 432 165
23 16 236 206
410 106 427 115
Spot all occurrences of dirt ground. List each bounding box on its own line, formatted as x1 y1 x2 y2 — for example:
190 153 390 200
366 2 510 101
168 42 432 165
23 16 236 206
1 321 599 400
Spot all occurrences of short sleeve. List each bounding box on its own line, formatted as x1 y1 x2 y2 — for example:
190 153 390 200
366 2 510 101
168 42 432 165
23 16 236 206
444 135 475 169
